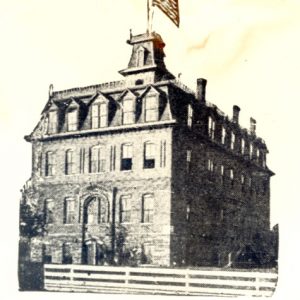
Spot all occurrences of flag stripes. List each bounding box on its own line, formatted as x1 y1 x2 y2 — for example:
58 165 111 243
153 0 180 27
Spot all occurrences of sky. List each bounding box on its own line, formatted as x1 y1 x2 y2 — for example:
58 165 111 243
0 0 299 298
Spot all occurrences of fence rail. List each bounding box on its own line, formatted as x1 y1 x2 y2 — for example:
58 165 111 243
44 264 277 296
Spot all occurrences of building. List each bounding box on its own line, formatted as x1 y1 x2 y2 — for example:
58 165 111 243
20 31 276 269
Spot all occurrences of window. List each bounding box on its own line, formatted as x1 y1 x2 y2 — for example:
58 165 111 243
221 127 226 144
142 195 154 223
220 165 224 176
79 148 85 174
144 142 156 169
145 95 158 122
229 169 234 186
120 196 131 223
160 140 166 168
257 149 260 163
208 117 215 140
186 204 191 221
90 146 106 173
137 48 145 67
123 98 134 124
208 159 214 172
241 174 245 185
64 198 75 224
67 110 77 131
42 244 52 263
249 143 253 159
230 133 235 150
48 111 57 134
187 104 193 128
45 151 54 176
121 144 133 171
45 199 54 224
187 150 192 162
62 243 72 264
241 138 245 154
65 150 75 175
92 103 107 129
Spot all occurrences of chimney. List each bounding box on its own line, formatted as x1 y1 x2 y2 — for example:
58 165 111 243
250 117 256 135
232 105 240 124
196 78 207 102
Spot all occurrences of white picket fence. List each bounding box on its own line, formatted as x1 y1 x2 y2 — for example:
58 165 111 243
44 264 277 297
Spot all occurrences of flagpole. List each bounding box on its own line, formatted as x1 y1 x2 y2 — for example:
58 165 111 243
147 0 154 34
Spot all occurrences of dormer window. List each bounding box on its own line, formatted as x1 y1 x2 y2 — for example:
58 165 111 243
241 138 245 154
67 109 77 131
145 95 158 122
123 98 134 125
48 111 58 134
230 133 235 150
187 104 193 128
92 102 107 129
137 47 145 67
221 127 226 144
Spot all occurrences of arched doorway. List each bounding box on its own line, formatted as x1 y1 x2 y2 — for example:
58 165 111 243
82 239 106 265
82 195 110 265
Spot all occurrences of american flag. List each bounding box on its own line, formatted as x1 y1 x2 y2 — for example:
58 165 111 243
153 0 180 27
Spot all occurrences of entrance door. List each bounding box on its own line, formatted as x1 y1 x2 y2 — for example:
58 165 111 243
83 240 105 265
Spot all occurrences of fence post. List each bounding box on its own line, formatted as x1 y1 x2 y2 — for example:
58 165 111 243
69 265 74 284
125 267 130 292
255 276 260 295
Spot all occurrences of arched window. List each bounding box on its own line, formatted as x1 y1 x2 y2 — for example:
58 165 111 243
45 151 54 176
65 149 75 175
90 146 106 173
84 197 109 224
145 95 158 122
142 195 154 223
123 98 134 124
120 196 131 223
121 143 133 171
144 142 156 169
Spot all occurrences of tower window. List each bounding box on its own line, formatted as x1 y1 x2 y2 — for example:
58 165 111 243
137 48 145 67
121 144 133 171
67 109 77 131
45 151 54 177
144 142 156 169
123 98 134 125
142 195 154 223
65 149 75 175
120 196 131 223
145 95 158 122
